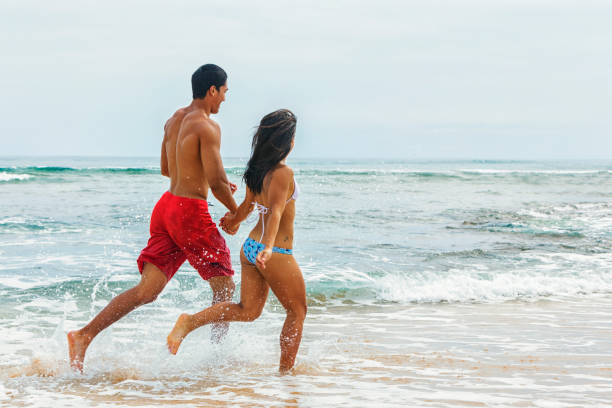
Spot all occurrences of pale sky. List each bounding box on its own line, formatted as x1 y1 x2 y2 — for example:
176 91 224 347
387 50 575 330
1 0 611 159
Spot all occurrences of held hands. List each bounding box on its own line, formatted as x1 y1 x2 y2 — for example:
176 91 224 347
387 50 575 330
221 183 237 233
256 247 273 269
219 211 240 235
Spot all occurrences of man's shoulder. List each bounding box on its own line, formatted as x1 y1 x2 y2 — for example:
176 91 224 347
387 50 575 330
188 116 220 141
180 110 217 131
164 107 189 131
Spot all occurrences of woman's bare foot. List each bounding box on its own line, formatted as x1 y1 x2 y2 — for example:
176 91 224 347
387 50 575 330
167 313 193 355
67 330 91 372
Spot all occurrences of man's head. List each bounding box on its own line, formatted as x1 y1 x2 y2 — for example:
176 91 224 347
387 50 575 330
191 64 228 114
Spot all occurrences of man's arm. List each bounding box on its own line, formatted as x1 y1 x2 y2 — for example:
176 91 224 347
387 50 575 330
199 122 237 213
160 121 170 177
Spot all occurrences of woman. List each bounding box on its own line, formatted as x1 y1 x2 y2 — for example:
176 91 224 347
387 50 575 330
166 109 306 373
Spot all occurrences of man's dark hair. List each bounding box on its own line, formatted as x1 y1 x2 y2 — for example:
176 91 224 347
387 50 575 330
191 64 227 99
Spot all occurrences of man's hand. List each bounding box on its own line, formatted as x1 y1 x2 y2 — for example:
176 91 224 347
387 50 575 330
256 247 272 269
229 182 237 195
220 212 239 235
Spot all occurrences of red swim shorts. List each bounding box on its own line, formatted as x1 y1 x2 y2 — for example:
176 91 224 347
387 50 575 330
137 191 234 281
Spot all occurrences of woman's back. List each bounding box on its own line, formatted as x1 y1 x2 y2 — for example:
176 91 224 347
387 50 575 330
249 165 298 248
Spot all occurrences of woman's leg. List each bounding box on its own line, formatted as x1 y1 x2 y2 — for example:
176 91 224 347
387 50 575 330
257 254 307 373
167 254 269 354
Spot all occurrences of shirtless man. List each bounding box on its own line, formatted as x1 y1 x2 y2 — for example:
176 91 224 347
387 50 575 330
67 64 238 371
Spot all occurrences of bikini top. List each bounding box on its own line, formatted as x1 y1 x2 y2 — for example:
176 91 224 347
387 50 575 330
252 177 299 214
252 177 299 241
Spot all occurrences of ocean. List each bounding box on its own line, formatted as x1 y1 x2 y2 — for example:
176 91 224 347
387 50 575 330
1 157 611 407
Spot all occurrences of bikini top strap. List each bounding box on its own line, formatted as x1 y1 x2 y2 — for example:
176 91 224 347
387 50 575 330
252 201 269 214
251 201 268 242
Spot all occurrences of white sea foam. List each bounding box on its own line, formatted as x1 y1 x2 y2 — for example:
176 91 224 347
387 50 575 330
0 276 72 290
375 266 612 303
517 202 612 236
0 172 32 181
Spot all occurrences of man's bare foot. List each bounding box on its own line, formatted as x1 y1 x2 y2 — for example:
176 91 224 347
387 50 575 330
167 313 192 355
67 330 91 372
279 365 293 375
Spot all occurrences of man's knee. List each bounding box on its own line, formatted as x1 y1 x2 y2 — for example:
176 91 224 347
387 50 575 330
210 276 235 303
137 263 167 305
134 285 161 305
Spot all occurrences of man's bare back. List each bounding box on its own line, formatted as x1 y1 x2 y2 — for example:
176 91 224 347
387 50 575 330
161 105 236 207
162 107 213 199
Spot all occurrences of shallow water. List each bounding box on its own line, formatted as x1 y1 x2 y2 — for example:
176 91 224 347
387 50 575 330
2 299 611 407
1 157 611 407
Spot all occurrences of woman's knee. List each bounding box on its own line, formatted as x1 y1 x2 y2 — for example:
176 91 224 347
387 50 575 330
287 302 307 321
238 302 264 321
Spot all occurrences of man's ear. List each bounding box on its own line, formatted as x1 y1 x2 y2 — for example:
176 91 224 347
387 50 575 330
208 85 217 97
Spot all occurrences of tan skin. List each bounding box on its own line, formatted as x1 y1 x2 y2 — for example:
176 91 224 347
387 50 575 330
67 83 238 372
166 158 307 374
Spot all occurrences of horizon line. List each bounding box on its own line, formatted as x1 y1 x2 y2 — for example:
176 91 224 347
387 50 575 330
1 155 611 162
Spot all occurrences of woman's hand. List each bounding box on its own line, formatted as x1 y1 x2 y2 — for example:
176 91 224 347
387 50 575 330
220 212 239 235
256 247 273 269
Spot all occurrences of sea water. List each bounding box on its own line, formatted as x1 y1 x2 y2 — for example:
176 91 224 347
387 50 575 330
1 157 611 407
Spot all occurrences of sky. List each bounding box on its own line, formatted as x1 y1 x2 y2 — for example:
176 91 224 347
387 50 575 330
1 0 611 159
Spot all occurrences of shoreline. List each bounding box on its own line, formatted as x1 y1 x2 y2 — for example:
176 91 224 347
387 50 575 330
2 296 611 407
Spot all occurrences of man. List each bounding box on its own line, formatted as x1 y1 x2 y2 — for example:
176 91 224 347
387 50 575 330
68 64 238 371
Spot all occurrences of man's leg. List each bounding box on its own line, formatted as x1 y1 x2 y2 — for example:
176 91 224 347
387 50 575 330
67 263 168 371
208 275 235 342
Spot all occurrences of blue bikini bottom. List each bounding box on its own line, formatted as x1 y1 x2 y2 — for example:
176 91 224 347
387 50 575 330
242 237 293 265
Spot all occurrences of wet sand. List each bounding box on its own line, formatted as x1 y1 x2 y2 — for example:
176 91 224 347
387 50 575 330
2 296 611 407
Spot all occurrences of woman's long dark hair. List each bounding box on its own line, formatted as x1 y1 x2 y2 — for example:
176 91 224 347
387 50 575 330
243 109 297 194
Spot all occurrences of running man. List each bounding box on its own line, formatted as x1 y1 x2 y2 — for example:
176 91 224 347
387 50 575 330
68 64 238 371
